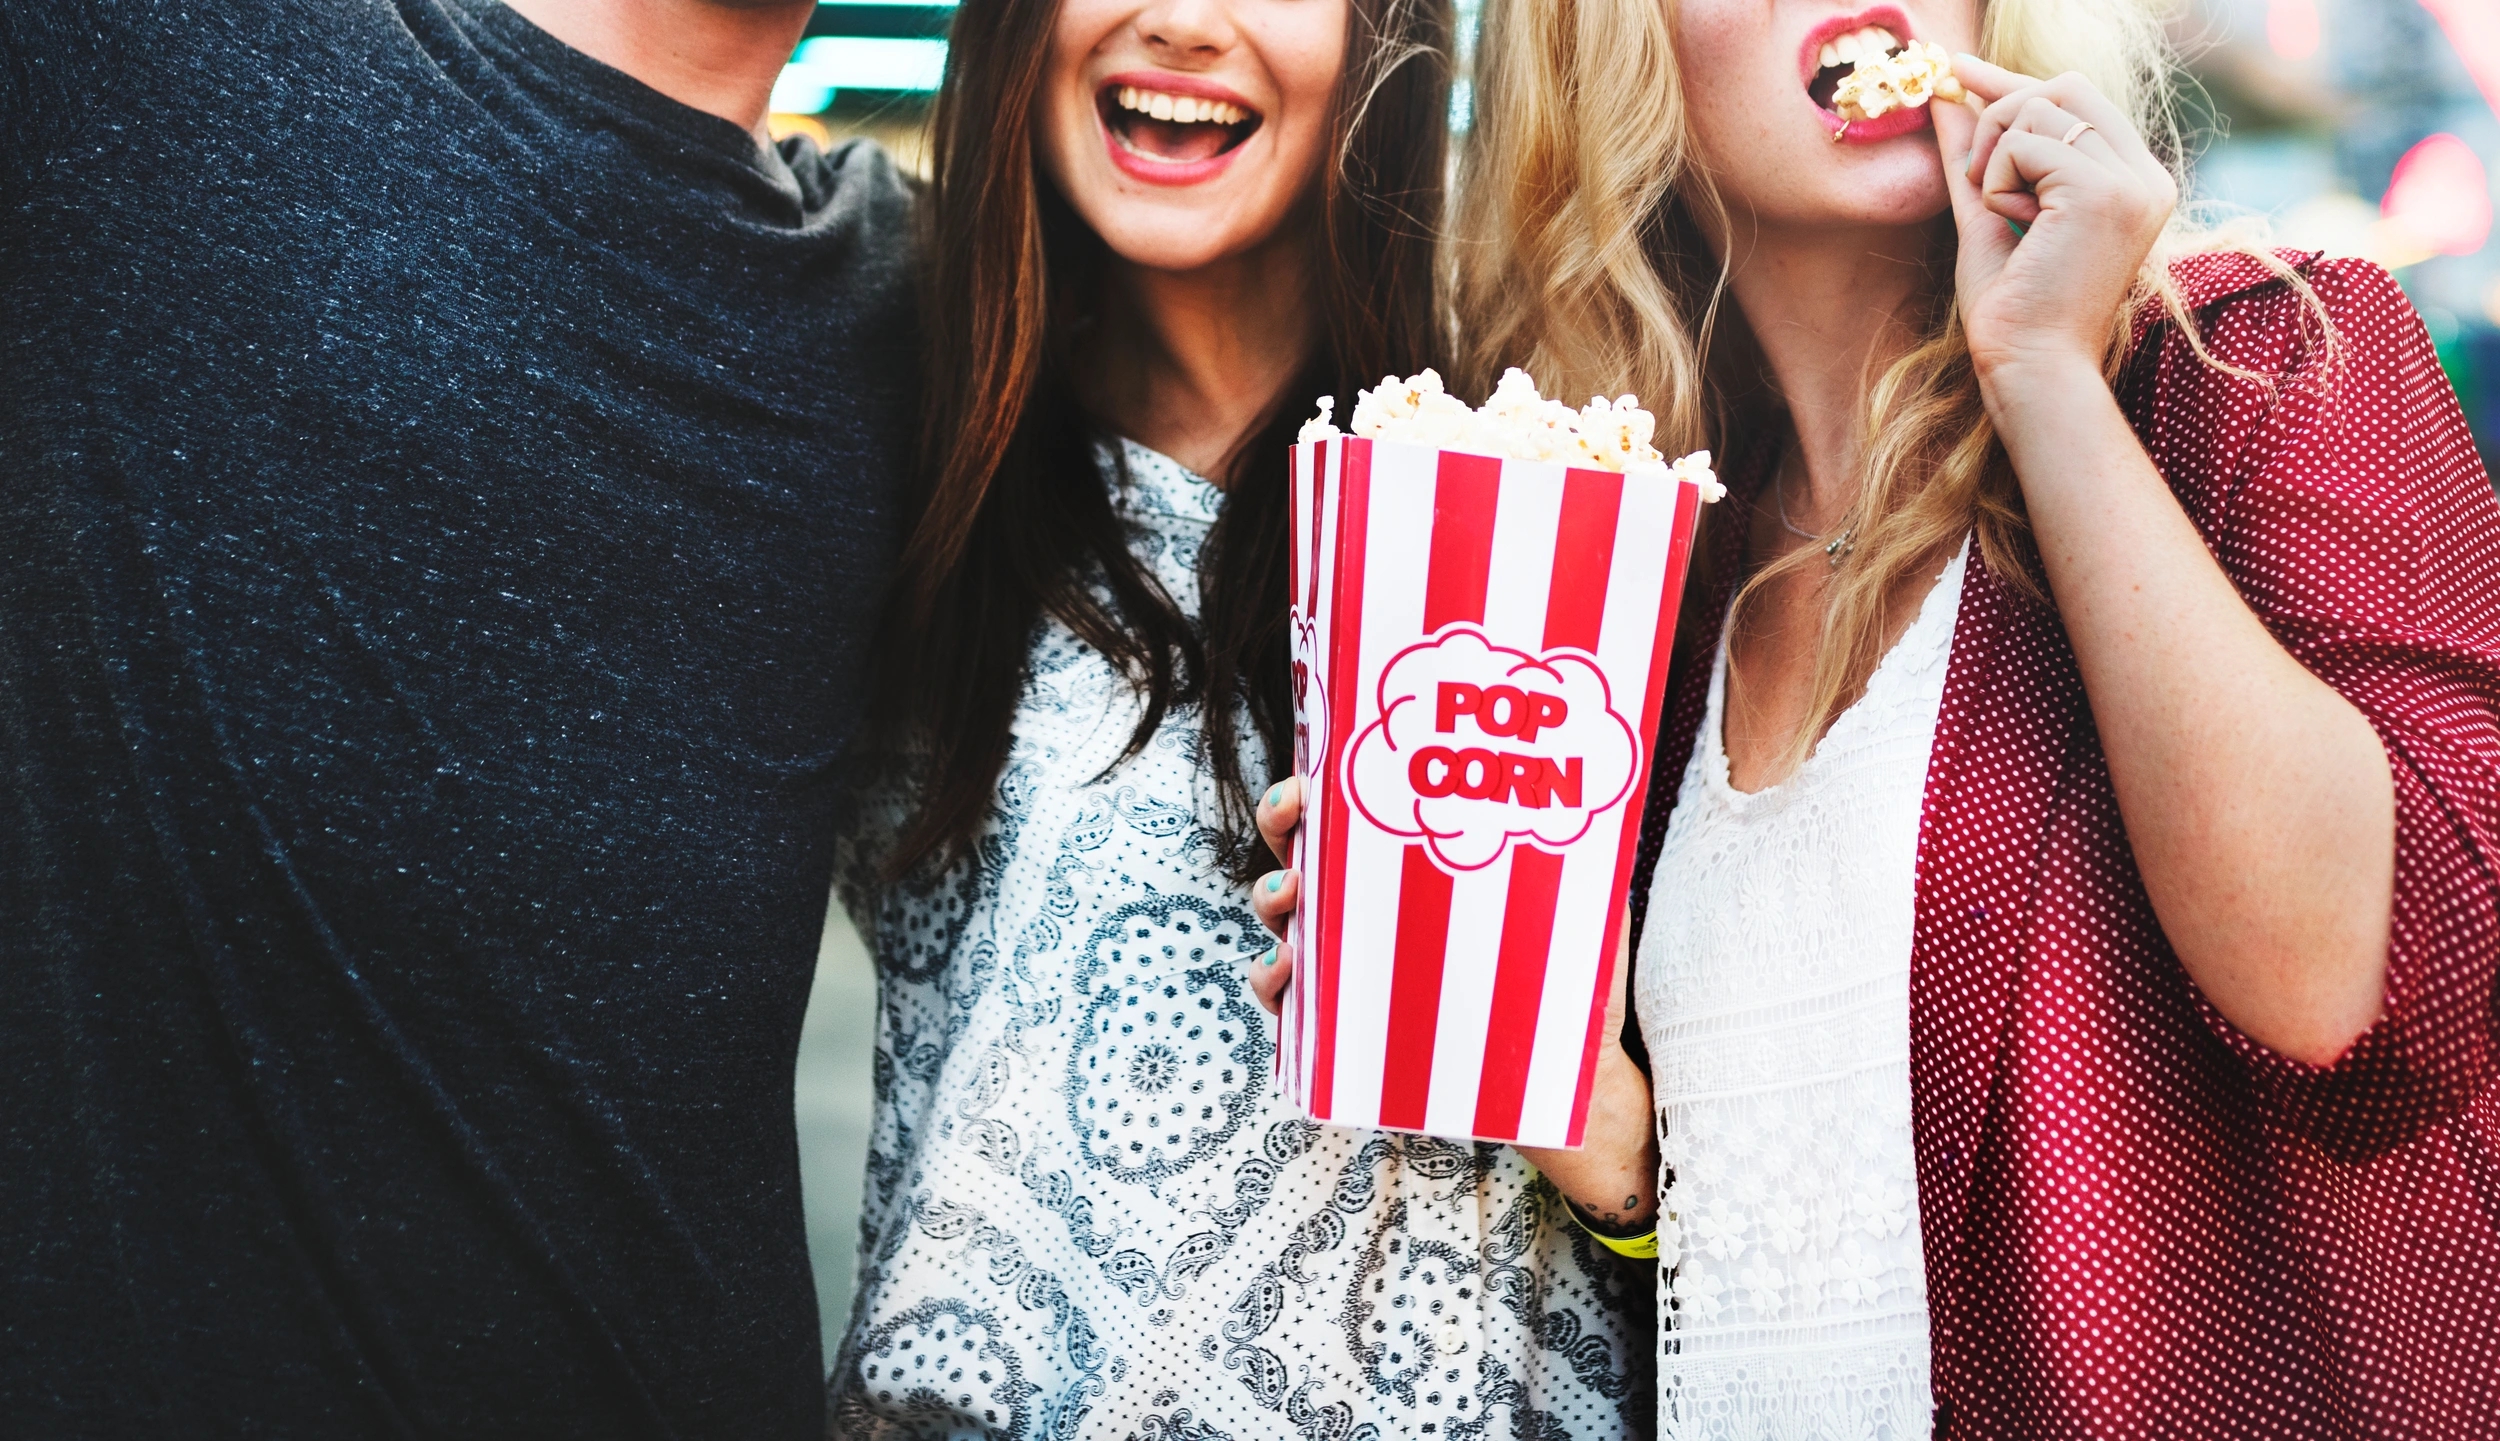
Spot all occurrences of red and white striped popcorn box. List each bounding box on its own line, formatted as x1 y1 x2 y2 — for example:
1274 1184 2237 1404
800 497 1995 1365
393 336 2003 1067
1281 436 1705 1148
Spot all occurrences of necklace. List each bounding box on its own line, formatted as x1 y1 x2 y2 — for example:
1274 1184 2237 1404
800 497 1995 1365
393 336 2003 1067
1773 451 1858 568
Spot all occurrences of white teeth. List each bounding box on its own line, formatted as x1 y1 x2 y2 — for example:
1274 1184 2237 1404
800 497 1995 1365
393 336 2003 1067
1113 87 1248 125
1866 25 1901 51
1832 33 1862 62
1819 42 1840 68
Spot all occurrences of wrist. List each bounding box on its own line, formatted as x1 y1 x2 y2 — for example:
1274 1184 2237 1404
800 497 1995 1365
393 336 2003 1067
1563 1192 1661 1261
1974 351 2127 466
1562 1188 1657 1235
1972 345 2105 400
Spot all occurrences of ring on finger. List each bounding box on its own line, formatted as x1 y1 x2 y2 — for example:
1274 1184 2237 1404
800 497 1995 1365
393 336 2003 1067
2059 119 2096 147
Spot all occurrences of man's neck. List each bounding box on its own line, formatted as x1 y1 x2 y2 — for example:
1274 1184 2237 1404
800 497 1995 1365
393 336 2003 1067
500 0 817 141
1722 216 1944 523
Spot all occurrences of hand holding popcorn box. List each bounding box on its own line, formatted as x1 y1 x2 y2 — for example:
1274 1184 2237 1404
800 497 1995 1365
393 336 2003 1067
1282 369 1720 1148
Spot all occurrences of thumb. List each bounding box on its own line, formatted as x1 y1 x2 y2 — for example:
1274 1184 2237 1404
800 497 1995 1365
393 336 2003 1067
1932 99 2011 272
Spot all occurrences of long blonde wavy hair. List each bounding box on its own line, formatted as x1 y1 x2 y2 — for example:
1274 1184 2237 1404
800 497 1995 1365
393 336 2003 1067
1455 0 2321 774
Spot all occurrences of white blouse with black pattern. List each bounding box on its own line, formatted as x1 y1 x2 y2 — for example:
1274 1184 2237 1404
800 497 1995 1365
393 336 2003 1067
829 438 1651 1440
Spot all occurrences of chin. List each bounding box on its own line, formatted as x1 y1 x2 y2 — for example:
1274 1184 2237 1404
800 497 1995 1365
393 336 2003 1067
1091 216 1257 274
1787 148 1950 231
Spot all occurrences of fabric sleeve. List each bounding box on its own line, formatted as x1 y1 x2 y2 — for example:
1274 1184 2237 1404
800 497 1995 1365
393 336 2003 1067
0 0 139 197
2165 258 2500 1158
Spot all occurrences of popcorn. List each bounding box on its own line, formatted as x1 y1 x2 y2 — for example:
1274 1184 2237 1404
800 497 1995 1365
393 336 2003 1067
1832 39 1966 122
1667 449 1726 502
1303 367 1721 496
1298 396 1339 444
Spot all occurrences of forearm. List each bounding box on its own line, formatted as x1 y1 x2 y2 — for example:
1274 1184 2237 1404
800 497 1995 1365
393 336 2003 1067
1986 359 2394 1065
1514 1044 1658 1231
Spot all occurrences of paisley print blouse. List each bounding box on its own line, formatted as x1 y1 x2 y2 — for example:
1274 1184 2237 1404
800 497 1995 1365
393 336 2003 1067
831 440 1651 1440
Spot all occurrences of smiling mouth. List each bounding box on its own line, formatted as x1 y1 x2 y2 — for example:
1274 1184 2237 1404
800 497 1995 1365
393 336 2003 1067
1807 21 1908 111
1099 83 1263 166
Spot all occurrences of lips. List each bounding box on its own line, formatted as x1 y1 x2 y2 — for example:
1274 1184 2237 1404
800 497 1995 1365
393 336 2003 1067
1797 5 1932 143
1097 71 1264 185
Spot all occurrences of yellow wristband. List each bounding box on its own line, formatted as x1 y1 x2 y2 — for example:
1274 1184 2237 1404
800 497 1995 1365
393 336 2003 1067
1567 1202 1660 1260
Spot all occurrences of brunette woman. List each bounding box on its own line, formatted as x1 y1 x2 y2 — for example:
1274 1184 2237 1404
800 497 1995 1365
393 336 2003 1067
827 2 1651 1434
1253 0 2500 1434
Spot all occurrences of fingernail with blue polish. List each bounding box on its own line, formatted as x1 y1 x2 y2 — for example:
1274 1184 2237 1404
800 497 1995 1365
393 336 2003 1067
1264 783 1283 808
1265 872 1285 893
1260 948 1279 967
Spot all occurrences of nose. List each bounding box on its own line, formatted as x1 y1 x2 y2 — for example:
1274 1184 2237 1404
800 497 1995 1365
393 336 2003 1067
1132 0 1239 63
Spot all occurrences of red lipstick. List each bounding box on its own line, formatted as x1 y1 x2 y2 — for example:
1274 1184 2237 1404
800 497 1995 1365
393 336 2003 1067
1095 70 1265 187
1798 6 1932 144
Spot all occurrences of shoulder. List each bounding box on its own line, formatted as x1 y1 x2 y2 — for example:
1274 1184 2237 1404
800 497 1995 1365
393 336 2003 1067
782 134 919 340
2126 248 2498 597
2132 247 2437 393
789 135 919 242
2123 248 2460 468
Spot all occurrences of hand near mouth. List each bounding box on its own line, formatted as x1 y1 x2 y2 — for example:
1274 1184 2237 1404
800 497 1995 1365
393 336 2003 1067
1933 54 2179 380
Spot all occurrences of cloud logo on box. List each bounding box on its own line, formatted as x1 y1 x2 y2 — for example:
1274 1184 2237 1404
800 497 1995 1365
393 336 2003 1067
1345 628 1640 872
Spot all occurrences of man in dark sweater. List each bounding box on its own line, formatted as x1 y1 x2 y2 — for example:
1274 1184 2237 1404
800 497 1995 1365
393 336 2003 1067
0 1 913 1435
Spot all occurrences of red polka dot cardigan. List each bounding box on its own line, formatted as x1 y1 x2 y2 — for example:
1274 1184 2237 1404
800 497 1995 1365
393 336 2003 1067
1628 252 2500 1438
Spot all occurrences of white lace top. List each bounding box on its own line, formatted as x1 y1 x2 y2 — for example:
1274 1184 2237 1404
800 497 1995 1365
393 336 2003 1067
1633 536 1970 1441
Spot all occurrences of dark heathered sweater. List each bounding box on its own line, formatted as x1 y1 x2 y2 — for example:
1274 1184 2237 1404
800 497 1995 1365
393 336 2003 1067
1 2 914 1435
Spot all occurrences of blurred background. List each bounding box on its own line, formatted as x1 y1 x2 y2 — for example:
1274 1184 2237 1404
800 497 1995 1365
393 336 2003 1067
787 0 2500 1366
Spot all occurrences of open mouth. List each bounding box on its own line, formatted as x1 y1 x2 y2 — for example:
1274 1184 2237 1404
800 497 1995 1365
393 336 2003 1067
1098 80 1263 167
1807 21 1910 111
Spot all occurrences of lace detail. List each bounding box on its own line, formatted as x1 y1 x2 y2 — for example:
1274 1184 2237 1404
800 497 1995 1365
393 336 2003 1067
1634 537 1970 1441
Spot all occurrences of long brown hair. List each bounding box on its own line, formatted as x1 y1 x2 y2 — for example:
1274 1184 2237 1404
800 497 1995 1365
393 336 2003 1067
874 0 1454 880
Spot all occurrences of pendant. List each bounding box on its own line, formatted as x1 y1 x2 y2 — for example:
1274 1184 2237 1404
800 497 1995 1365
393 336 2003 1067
1824 528 1857 567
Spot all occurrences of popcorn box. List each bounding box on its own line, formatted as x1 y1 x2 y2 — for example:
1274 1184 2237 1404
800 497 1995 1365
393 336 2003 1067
1281 436 1706 1147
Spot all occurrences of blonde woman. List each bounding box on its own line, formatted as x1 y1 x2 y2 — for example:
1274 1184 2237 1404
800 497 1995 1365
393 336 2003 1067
1249 0 2500 1434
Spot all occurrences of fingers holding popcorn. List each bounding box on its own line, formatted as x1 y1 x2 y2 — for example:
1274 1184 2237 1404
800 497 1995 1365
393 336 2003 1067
1933 57 2177 376
1970 99 2105 226
1956 59 2171 200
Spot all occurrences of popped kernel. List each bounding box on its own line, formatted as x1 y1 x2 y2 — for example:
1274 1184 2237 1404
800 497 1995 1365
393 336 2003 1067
1832 39 1966 123
1300 367 1722 499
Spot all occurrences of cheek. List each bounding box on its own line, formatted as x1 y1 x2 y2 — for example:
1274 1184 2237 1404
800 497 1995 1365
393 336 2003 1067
1031 88 1086 201
1922 0 1981 53
1250 3 1349 191
1270 1 1350 96
1034 0 1122 192
1667 8 1779 166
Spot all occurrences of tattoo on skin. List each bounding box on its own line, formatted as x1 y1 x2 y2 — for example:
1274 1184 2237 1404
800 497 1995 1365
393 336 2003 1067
1578 1193 1652 1232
